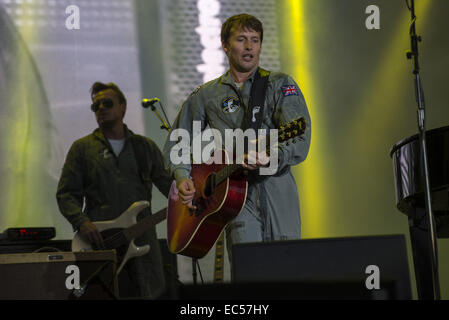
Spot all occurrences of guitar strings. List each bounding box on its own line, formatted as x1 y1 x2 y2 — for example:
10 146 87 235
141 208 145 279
95 231 126 250
96 213 163 250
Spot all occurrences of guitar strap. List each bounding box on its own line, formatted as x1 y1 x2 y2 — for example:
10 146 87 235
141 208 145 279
243 67 270 170
245 67 270 138
245 68 271 240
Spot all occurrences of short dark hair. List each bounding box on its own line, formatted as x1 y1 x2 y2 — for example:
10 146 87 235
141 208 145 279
90 82 127 106
221 14 263 45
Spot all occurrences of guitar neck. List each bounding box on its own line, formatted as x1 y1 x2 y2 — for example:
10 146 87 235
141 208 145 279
215 163 241 186
123 207 167 241
213 132 276 186
214 118 306 185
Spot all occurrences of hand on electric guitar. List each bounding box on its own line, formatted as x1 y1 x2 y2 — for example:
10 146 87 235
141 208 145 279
73 202 168 275
177 178 197 210
79 220 105 249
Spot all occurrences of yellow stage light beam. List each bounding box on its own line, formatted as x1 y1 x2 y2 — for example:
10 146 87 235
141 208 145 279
282 0 329 238
2 2 51 227
350 0 433 154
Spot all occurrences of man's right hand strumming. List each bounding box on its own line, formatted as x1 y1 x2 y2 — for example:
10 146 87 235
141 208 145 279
177 178 197 210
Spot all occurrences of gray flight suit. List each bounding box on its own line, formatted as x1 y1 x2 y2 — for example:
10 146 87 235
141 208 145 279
163 68 311 260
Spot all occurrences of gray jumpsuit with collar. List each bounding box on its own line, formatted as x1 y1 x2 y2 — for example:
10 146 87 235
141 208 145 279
163 68 311 259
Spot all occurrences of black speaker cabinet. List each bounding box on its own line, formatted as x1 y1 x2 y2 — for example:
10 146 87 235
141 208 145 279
159 239 178 282
0 240 72 254
0 250 118 299
231 234 412 300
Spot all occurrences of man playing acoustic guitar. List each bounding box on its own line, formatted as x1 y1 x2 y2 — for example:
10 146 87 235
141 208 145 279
163 14 311 262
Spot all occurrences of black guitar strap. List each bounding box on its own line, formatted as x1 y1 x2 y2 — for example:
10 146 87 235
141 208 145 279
243 68 270 156
245 68 270 134
245 68 271 237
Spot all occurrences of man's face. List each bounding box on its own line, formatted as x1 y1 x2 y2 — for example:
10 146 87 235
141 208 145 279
222 26 262 74
91 89 125 127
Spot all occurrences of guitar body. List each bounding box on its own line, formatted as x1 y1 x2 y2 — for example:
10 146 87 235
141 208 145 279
72 201 151 275
167 118 306 258
167 149 248 258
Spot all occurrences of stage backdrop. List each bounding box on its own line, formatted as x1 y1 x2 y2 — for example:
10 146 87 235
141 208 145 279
0 0 448 299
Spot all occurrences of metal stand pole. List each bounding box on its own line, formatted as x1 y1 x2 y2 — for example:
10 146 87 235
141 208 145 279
405 0 440 300
192 258 197 285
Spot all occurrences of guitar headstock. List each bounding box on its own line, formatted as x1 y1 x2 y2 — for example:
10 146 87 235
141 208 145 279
278 117 306 143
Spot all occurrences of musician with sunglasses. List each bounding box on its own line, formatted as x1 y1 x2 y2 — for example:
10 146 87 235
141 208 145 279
56 82 173 299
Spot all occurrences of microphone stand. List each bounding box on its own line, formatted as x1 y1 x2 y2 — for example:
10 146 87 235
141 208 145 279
146 98 199 285
150 99 171 131
192 258 198 285
405 0 440 300
72 261 117 299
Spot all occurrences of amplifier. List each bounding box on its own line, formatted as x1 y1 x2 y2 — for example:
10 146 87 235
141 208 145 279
0 227 56 241
231 234 412 300
0 239 71 254
0 250 118 299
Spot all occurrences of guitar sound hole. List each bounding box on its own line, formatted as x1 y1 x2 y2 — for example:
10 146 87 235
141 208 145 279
204 173 216 198
190 173 216 216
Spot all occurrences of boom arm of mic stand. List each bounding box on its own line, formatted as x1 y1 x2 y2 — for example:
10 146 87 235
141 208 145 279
158 100 172 131
151 101 172 131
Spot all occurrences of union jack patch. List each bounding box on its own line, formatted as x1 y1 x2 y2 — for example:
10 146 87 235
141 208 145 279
281 85 299 96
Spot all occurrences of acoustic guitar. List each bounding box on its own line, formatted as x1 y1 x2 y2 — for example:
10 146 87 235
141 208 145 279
167 118 306 258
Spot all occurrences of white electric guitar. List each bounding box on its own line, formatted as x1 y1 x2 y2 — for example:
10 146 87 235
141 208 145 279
72 201 167 275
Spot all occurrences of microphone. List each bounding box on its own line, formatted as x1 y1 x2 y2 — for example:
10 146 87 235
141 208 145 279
141 97 172 131
141 98 160 109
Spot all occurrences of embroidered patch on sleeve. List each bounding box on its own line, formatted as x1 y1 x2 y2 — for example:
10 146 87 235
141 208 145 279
281 85 299 96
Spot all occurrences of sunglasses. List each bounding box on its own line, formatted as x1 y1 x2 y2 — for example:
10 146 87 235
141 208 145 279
91 98 114 112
